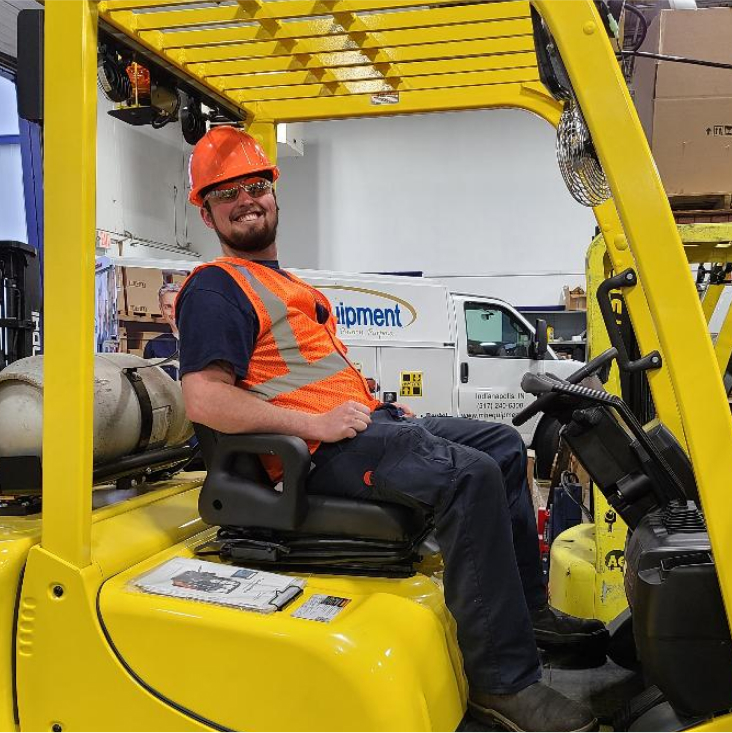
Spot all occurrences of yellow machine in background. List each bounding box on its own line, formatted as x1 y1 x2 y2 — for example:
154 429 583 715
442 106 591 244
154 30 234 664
550 223 732 626
3 1 732 730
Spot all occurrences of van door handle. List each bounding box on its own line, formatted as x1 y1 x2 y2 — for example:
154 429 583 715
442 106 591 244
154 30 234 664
460 362 469 383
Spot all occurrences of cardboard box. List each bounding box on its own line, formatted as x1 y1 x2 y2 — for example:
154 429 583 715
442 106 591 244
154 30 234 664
124 267 163 316
633 8 732 196
563 286 587 311
651 97 732 196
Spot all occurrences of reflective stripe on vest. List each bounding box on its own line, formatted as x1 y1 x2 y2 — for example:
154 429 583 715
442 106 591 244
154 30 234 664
230 264 350 400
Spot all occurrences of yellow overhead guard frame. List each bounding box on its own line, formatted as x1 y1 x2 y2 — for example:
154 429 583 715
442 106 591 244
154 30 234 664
30 0 732 730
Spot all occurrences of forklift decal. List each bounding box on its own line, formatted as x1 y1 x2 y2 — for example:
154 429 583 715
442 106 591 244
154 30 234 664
604 550 625 572
400 372 423 397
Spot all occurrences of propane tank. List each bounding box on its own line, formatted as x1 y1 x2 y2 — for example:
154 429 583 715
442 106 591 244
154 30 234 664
0 354 193 465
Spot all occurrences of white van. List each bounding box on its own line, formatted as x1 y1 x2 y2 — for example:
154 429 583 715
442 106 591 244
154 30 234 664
296 269 583 477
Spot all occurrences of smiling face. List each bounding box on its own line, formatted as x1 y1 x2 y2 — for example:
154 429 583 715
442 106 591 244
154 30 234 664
200 174 279 258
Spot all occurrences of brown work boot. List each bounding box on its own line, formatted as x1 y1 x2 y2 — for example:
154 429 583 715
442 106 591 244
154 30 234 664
469 681 598 732
531 604 608 651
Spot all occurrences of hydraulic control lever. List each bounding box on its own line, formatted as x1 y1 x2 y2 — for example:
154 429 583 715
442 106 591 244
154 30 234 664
597 269 662 374
513 347 618 427
519 371 687 503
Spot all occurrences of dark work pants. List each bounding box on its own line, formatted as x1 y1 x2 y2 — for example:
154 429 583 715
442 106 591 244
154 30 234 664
308 407 545 694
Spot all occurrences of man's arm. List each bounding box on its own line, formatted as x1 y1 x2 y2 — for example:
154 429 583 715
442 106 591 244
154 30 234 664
182 361 371 443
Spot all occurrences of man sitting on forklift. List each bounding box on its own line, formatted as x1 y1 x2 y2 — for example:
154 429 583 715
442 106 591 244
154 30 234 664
178 126 605 732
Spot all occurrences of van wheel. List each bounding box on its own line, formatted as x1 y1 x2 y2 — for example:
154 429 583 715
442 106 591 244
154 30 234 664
534 417 561 481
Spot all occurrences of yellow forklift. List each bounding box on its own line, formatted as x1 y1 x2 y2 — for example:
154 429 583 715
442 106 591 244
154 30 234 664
2 1 732 730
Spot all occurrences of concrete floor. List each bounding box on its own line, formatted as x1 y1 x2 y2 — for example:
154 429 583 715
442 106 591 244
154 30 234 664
460 649 644 731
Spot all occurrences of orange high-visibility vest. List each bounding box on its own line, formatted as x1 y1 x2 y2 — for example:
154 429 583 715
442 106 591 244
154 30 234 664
185 257 380 480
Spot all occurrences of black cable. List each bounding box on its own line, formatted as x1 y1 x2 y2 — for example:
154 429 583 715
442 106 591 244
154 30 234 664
623 2 648 53
151 114 172 129
620 49 732 72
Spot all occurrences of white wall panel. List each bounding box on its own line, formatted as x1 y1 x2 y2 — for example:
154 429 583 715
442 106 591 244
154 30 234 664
96 97 595 306
96 92 210 259
275 109 596 305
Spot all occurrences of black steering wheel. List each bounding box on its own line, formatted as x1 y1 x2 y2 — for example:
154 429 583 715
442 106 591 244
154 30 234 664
512 348 619 427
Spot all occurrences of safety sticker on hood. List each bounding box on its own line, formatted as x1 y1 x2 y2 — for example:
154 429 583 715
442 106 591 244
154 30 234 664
292 594 351 623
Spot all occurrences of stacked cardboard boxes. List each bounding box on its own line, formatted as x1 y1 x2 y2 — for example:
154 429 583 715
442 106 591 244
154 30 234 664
96 261 192 358
120 267 164 317
633 8 732 198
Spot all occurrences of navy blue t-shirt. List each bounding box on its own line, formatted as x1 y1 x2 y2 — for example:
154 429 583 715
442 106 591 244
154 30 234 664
176 260 329 379
143 332 179 380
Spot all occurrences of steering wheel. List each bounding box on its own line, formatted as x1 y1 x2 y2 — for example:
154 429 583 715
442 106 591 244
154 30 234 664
512 348 618 427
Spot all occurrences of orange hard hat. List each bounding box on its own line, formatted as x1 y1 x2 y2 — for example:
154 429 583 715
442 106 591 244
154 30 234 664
188 126 279 206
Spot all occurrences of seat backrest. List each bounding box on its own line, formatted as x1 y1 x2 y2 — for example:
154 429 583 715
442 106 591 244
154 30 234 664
195 423 272 486
194 423 311 530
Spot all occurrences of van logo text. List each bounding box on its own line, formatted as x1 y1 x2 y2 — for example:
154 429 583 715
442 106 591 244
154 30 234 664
318 286 418 328
335 302 403 328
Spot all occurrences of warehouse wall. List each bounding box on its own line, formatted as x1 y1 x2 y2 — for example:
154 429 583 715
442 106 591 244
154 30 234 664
96 93 207 262
96 97 595 306
275 110 595 306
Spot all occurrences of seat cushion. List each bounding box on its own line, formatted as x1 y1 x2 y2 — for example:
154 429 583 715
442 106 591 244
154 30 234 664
298 495 429 542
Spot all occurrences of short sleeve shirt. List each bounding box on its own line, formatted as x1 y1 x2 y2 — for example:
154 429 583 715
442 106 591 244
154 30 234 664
176 260 329 379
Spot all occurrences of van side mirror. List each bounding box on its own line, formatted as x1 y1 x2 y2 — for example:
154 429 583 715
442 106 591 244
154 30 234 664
530 319 549 360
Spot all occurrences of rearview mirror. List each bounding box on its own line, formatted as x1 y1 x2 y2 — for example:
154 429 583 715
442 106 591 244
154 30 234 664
17 10 44 123
529 319 548 360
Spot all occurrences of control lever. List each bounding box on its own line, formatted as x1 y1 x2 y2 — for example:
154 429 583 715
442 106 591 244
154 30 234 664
521 377 687 502
513 347 618 427
521 372 557 396
596 269 661 374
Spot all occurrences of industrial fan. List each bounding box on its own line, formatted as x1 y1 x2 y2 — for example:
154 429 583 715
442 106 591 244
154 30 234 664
556 98 611 207
531 6 612 208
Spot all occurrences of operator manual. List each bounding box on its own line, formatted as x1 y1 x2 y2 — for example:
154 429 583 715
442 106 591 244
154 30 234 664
133 557 305 613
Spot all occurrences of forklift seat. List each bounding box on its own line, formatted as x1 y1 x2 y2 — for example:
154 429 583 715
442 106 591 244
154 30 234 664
193 424 433 576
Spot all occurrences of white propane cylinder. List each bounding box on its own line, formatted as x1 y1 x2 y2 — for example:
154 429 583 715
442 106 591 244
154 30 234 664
0 354 193 465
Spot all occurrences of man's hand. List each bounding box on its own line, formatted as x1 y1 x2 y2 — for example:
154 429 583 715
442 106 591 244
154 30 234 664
310 401 372 442
392 402 415 417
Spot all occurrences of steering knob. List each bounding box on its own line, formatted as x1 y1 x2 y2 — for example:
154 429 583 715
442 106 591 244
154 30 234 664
521 372 556 396
513 347 619 427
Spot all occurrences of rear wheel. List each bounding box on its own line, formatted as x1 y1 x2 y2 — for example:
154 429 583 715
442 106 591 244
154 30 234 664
534 417 561 481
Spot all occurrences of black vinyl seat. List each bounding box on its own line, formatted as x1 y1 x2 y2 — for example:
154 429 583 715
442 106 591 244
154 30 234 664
193 424 433 576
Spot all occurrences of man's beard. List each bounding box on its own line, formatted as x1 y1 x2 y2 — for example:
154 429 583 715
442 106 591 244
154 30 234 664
213 208 279 253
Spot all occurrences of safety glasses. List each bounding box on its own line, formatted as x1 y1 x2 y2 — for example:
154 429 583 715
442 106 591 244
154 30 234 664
204 177 272 205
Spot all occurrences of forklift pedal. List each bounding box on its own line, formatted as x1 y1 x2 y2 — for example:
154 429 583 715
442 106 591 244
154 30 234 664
612 686 666 732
